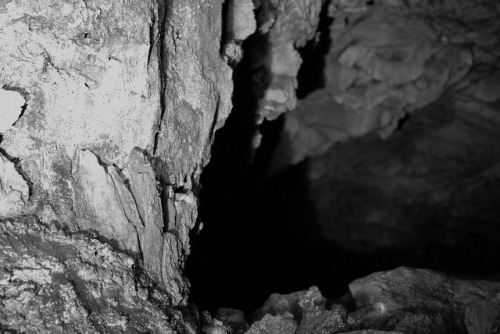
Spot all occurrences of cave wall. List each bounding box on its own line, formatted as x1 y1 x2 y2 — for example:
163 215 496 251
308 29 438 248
0 0 245 330
266 0 500 273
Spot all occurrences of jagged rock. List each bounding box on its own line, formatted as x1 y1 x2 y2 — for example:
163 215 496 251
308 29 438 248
0 153 29 219
349 267 500 334
0 0 233 313
0 216 193 333
277 0 500 167
216 308 249 334
253 286 355 333
250 0 323 139
246 312 298 334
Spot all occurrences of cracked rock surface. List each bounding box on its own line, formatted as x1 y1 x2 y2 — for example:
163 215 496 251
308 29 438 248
0 216 193 333
0 0 234 327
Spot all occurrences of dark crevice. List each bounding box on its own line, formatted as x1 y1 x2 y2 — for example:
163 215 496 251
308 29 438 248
153 0 168 155
296 0 334 99
185 0 500 321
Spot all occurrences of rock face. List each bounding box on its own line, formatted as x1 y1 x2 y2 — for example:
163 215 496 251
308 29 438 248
242 268 500 334
277 0 500 165
349 267 500 334
0 216 192 333
0 0 237 329
269 0 500 275
250 286 354 334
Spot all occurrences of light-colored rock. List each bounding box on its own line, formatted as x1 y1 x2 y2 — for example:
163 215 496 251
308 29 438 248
0 0 235 309
71 149 140 253
252 0 323 122
227 0 257 42
0 89 25 133
0 216 186 333
0 153 29 218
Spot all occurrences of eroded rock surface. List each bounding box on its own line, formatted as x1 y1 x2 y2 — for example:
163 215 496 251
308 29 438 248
277 0 500 166
240 268 500 334
0 0 237 327
249 286 356 334
0 216 192 333
266 0 500 280
0 153 29 218
350 267 500 334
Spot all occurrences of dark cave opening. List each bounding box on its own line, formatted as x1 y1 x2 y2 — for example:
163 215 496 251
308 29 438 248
186 94 500 316
185 4 500 318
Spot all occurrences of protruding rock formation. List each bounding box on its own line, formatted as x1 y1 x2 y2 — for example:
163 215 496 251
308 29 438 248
0 0 244 330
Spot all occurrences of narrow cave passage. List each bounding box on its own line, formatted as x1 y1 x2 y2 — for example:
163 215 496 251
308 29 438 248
185 0 500 317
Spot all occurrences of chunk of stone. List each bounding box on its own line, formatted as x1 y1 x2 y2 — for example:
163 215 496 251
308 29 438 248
253 286 353 333
252 0 322 121
0 153 29 218
246 312 297 334
72 149 140 253
349 267 500 333
0 89 25 133
226 0 257 42
216 308 249 334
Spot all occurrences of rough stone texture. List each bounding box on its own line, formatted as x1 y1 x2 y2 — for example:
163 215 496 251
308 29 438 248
216 308 249 334
349 267 500 334
267 0 500 278
246 313 298 334
303 93 500 272
0 0 236 328
248 0 323 150
0 216 194 333
0 153 29 218
252 286 356 334
242 269 500 334
277 0 500 166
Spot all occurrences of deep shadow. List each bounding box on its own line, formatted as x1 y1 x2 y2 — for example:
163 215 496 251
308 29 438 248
296 0 333 99
184 29 337 313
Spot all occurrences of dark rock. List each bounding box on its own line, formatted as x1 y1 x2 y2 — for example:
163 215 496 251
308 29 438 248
253 286 356 334
216 308 249 334
349 267 500 334
247 312 298 334
276 0 500 166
